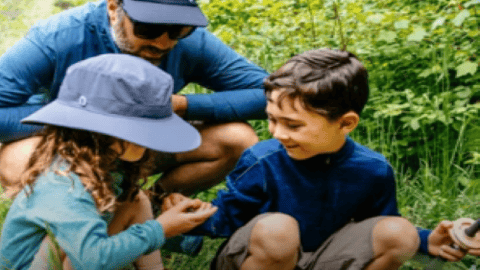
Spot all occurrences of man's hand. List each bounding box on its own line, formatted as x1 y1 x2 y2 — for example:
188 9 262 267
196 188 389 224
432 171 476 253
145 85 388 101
156 198 217 238
171 95 187 118
428 221 467 261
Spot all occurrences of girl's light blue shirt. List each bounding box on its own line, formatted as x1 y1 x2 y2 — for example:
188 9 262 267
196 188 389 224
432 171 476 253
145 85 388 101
0 159 165 270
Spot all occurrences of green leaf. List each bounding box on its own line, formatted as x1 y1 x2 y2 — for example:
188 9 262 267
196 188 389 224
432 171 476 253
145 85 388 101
465 0 479 8
378 31 397 43
410 119 420 130
456 61 478 77
456 89 471 99
394 20 409 29
452 10 470 27
418 69 432 78
430 17 445 31
367 14 384 24
407 27 427 42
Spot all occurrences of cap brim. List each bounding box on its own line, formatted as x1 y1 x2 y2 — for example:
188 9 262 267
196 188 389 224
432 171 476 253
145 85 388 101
123 1 208 26
21 101 201 153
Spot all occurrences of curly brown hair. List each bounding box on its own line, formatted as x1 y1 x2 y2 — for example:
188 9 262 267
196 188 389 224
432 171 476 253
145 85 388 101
12 126 156 213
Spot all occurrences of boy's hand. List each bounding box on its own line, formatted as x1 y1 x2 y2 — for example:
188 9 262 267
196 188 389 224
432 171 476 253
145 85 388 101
468 248 480 257
161 193 188 212
156 198 217 238
428 221 467 261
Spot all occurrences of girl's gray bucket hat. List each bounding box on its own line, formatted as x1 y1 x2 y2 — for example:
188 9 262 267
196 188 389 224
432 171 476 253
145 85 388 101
22 54 201 153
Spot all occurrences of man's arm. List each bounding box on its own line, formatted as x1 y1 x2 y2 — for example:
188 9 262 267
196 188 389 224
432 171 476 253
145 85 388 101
174 28 269 121
0 35 55 142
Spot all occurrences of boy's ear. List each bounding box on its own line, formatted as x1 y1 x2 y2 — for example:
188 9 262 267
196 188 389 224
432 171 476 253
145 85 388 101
338 111 359 135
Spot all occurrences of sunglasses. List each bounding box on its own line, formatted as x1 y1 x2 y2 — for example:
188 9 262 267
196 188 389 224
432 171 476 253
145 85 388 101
123 11 196 40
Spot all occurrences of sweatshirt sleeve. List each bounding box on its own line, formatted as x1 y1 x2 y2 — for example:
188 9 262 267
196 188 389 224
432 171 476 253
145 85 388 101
190 149 267 237
417 228 432 254
369 164 432 255
22 172 165 270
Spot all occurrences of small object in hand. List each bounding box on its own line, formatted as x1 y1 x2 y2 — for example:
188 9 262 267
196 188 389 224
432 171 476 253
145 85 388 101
449 218 480 250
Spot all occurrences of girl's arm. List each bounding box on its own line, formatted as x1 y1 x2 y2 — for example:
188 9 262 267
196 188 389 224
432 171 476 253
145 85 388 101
22 171 164 270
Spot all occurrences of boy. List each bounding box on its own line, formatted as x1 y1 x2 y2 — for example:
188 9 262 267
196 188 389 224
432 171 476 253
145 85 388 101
164 49 470 269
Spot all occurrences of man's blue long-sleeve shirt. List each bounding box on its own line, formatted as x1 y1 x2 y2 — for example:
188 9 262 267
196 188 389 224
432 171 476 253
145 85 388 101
0 0 268 142
192 137 432 253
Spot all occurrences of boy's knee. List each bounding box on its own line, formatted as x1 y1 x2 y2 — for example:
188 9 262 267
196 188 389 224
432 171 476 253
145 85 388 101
372 217 419 263
249 213 300 263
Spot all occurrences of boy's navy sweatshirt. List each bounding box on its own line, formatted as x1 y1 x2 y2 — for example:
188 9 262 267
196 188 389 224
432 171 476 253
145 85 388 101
192 137 431 253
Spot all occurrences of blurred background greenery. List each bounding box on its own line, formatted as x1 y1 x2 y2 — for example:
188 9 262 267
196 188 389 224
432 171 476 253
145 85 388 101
0 0 479 269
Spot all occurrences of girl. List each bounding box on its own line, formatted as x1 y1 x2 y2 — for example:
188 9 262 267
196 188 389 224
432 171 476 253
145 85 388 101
0 54 217 270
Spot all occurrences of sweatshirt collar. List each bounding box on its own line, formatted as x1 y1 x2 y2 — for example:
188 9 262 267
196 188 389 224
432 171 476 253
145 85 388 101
293 136 355 168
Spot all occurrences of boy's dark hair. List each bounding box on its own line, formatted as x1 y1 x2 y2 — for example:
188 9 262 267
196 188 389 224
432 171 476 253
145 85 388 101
264 49 369 120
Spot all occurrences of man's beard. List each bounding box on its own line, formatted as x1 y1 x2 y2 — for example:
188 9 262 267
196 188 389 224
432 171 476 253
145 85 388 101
112 17 169 66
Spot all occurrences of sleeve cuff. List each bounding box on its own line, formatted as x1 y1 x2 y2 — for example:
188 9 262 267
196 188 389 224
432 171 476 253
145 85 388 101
185 90 267 121
162 235 204 256
148 220 166 251
184 94 215 120
417 227 432 254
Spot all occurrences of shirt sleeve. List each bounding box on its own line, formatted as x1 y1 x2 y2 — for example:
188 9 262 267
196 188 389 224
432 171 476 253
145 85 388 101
367 164 432 255
182 29 269 121
190 149 267 237
370 165 401 217
21 172 165 270
0 30 55 142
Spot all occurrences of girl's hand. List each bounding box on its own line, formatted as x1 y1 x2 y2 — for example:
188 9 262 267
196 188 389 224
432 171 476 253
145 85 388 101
161 193 188 212
156 198 217 238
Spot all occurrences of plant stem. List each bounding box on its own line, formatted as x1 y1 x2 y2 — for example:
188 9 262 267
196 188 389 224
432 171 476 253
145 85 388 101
307 0 316 44
333 0 346 50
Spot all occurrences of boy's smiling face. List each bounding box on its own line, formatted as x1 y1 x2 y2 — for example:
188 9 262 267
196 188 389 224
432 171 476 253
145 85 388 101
266 90 354 160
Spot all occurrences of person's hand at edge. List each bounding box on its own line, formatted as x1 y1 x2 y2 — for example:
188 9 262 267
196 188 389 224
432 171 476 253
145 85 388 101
428 220 467 262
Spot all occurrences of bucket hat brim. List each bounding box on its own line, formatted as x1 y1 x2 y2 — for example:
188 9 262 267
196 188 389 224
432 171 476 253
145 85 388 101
123 0 208 26
22 100 201 153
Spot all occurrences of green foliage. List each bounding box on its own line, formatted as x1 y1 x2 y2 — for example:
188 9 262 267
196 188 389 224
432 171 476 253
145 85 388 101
45 224 64 270
0 192 11 236
0 0 479 269
200 1 480 269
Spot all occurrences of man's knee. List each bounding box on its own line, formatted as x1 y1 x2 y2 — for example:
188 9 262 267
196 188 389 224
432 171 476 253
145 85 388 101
211 122 259 169
204 121 258 158
222 121 259 152
0 136 42 188
372 217 419 263
249 213 300 263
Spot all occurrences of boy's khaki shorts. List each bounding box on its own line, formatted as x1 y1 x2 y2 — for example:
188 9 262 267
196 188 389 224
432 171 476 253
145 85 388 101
211 213 386 270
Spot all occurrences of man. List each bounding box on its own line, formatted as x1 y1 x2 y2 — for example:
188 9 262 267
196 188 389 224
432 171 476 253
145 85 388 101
0 0 268 196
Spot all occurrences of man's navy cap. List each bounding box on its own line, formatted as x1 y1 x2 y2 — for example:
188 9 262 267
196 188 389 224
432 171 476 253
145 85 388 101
22 54 201 153
122 0 208 26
